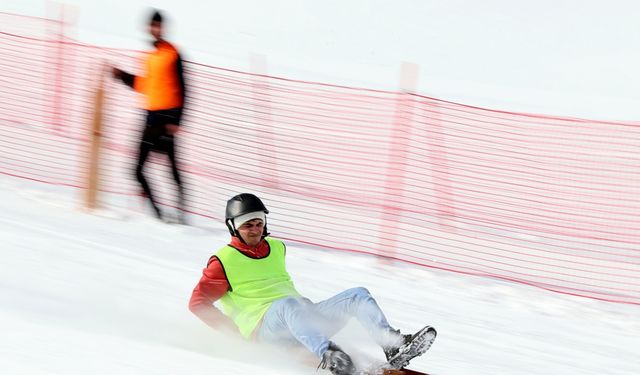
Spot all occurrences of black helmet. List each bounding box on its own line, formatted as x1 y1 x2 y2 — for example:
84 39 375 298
225 193 269 236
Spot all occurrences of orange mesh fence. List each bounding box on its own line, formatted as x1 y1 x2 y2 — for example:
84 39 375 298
1 12 639 304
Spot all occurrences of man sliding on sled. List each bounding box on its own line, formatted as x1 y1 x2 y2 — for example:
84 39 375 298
189 193 437 375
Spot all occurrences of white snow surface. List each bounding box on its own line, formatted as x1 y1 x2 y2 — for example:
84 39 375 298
1 176 639 375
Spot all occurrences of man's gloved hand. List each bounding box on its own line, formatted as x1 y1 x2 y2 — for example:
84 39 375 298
165 123 180 135
112 67 123 79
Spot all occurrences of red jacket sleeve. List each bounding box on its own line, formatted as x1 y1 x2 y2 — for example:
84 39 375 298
188 256 237 332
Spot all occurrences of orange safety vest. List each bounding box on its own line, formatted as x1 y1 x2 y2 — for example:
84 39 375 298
134 41 184 111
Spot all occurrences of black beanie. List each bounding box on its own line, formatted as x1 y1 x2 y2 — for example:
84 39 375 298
150 10 163 24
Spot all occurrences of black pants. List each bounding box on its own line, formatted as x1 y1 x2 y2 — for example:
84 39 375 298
134 109 185 216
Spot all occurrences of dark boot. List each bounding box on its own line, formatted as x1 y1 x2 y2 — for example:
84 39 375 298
318 342 356 375
383 326 437 369
140 189 163 220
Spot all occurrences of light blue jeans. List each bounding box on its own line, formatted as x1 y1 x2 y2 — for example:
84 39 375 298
257 287 393 358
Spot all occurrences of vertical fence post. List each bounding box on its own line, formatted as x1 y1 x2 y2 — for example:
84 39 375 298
250 53 280 190
47 3 66 135
84 66 105 211
376 62 419 259
424 100 456 231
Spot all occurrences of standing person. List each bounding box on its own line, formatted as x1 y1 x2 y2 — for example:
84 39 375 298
189 193 437 375
112 9 187 222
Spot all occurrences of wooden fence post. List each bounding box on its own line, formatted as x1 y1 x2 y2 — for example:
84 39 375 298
85 66 105 210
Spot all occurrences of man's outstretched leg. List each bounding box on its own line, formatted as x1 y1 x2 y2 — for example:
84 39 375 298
167 137 186 224
312 287 436 365
257 297 356 375
312 287 394 343
134 139 162 219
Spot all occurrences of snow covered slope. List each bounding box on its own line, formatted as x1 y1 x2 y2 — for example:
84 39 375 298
1 176 638 375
